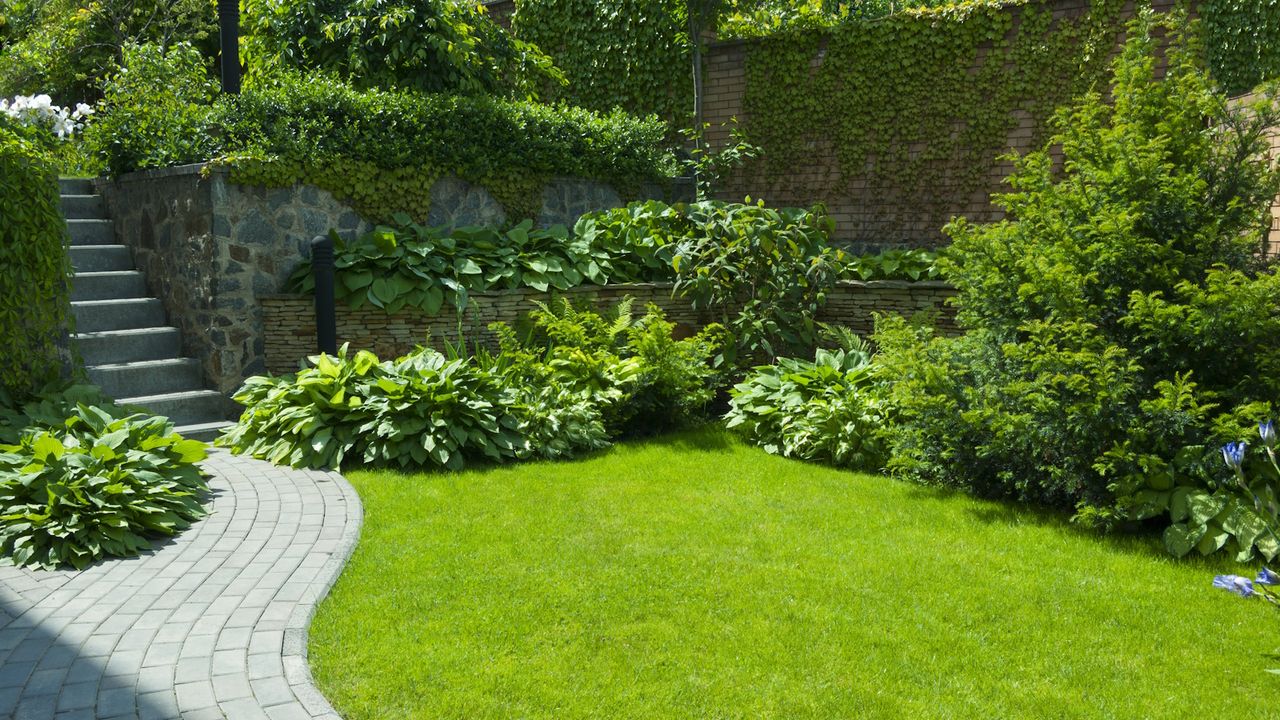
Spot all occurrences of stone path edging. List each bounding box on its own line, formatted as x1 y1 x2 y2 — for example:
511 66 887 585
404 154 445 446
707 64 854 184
0 449 363 720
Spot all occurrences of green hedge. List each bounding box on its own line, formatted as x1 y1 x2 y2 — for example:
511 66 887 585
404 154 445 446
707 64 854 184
85 44 678 223
0 123 71 400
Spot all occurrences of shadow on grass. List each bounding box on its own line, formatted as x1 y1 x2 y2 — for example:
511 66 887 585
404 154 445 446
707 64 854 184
617 422 735 454
897 481 1256 570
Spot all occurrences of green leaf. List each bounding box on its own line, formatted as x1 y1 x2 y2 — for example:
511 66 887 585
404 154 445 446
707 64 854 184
1163 523 1205 558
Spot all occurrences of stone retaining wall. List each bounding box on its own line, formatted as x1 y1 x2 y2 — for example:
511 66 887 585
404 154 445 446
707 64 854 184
261 281 958 374
98 165 685 393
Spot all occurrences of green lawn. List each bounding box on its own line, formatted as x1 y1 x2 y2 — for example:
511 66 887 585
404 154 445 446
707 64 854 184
309 427 1275 719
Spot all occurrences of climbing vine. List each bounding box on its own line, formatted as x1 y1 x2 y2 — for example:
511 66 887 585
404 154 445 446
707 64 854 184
1200 0 1280 95
510 0 692 126
0 125 71 400
737 0 1131 240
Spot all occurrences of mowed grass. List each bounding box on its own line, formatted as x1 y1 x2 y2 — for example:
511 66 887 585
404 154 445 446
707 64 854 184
309 427 1274 719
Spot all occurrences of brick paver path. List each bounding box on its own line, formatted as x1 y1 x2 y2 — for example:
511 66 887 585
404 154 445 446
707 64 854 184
0 449 362 719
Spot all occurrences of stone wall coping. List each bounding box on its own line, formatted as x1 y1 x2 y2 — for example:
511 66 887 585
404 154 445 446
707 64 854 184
836 279 954 290
106 162 224 185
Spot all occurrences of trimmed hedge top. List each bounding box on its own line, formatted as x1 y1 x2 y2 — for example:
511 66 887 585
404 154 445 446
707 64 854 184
84 44 678 223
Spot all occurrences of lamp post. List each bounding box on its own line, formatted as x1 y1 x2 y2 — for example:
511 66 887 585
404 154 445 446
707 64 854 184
217 0 241 94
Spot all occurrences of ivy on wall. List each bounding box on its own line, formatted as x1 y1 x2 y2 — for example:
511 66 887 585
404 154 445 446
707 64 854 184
0 126 71 399
738 0 1133 241
510 0 692 126
1200 0 1280 95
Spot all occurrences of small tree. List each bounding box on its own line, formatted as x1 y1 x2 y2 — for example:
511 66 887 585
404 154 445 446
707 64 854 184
876 10 1280 559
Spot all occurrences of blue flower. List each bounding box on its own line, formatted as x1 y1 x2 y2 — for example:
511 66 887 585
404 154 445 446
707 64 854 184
1213 574 1255 598
1261 420 1277 449
1258 568 1280 586
1222 441 1248 471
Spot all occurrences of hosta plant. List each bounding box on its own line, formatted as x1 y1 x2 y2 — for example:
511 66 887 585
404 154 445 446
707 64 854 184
725 330 888 471
0 386 208 570
287 219 619 316
219 344 521 471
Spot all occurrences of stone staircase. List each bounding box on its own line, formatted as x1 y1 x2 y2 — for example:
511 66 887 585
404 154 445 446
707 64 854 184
63 178 234 441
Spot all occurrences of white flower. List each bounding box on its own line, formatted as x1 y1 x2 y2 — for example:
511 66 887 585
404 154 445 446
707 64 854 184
1 94 89 140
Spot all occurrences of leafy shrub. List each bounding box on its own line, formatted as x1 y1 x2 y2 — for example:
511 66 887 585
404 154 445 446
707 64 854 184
218 302 722 470
873 13 1280 558
725 330 887 471
671 201 846 364
0 122 70 400
0 383 208 570
86 68 676 221
219 74 675 186
81 42 219 176
494 298 724 437
243 0 561 99
0 0 214 106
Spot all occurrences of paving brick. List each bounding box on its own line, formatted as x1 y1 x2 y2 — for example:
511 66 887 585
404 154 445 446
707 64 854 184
0 451 359 719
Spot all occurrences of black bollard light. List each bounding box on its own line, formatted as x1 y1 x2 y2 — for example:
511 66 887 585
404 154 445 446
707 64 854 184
311 236 338 356
217 0 241 94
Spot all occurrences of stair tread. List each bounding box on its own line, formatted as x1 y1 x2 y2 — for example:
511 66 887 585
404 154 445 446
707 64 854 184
118 389 224 403
72 270 144 277
73 327 178 339
72 298 160 306
87 357 198 371
174 420 235 433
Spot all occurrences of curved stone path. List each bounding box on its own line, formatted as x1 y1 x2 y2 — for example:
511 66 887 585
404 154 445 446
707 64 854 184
0 449 362 720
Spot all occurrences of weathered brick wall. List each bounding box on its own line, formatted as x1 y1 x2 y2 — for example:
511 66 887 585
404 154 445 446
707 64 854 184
484 0 515 29
705 0 1198 250
262 281 958 373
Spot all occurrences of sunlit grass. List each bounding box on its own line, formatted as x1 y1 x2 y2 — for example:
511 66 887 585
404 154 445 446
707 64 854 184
310 427 1274 719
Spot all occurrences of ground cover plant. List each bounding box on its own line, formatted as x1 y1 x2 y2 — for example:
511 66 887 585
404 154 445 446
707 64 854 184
872 13 1280 561
217 301 723 471
0 384 208 570
309 427 1275 719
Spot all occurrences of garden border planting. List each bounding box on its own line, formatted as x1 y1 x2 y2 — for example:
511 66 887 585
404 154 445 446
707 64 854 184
260 280 958 374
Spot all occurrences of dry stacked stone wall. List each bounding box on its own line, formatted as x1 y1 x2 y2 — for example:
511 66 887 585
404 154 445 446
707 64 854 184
261 281 958 374
99 165 686 394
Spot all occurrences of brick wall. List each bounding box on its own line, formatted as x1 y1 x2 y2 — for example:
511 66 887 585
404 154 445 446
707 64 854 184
262 281 958 373
484 0 515 29
702 0 1193 250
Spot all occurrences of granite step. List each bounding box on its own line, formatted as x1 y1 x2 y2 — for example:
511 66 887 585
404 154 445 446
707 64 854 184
73 327 183 366
67 219 115 246
72 298 166 333
70 271 148 301
69 245 133 273
116 390 233 428
86 358 203 400
60 194 105 220
58 178 95 195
